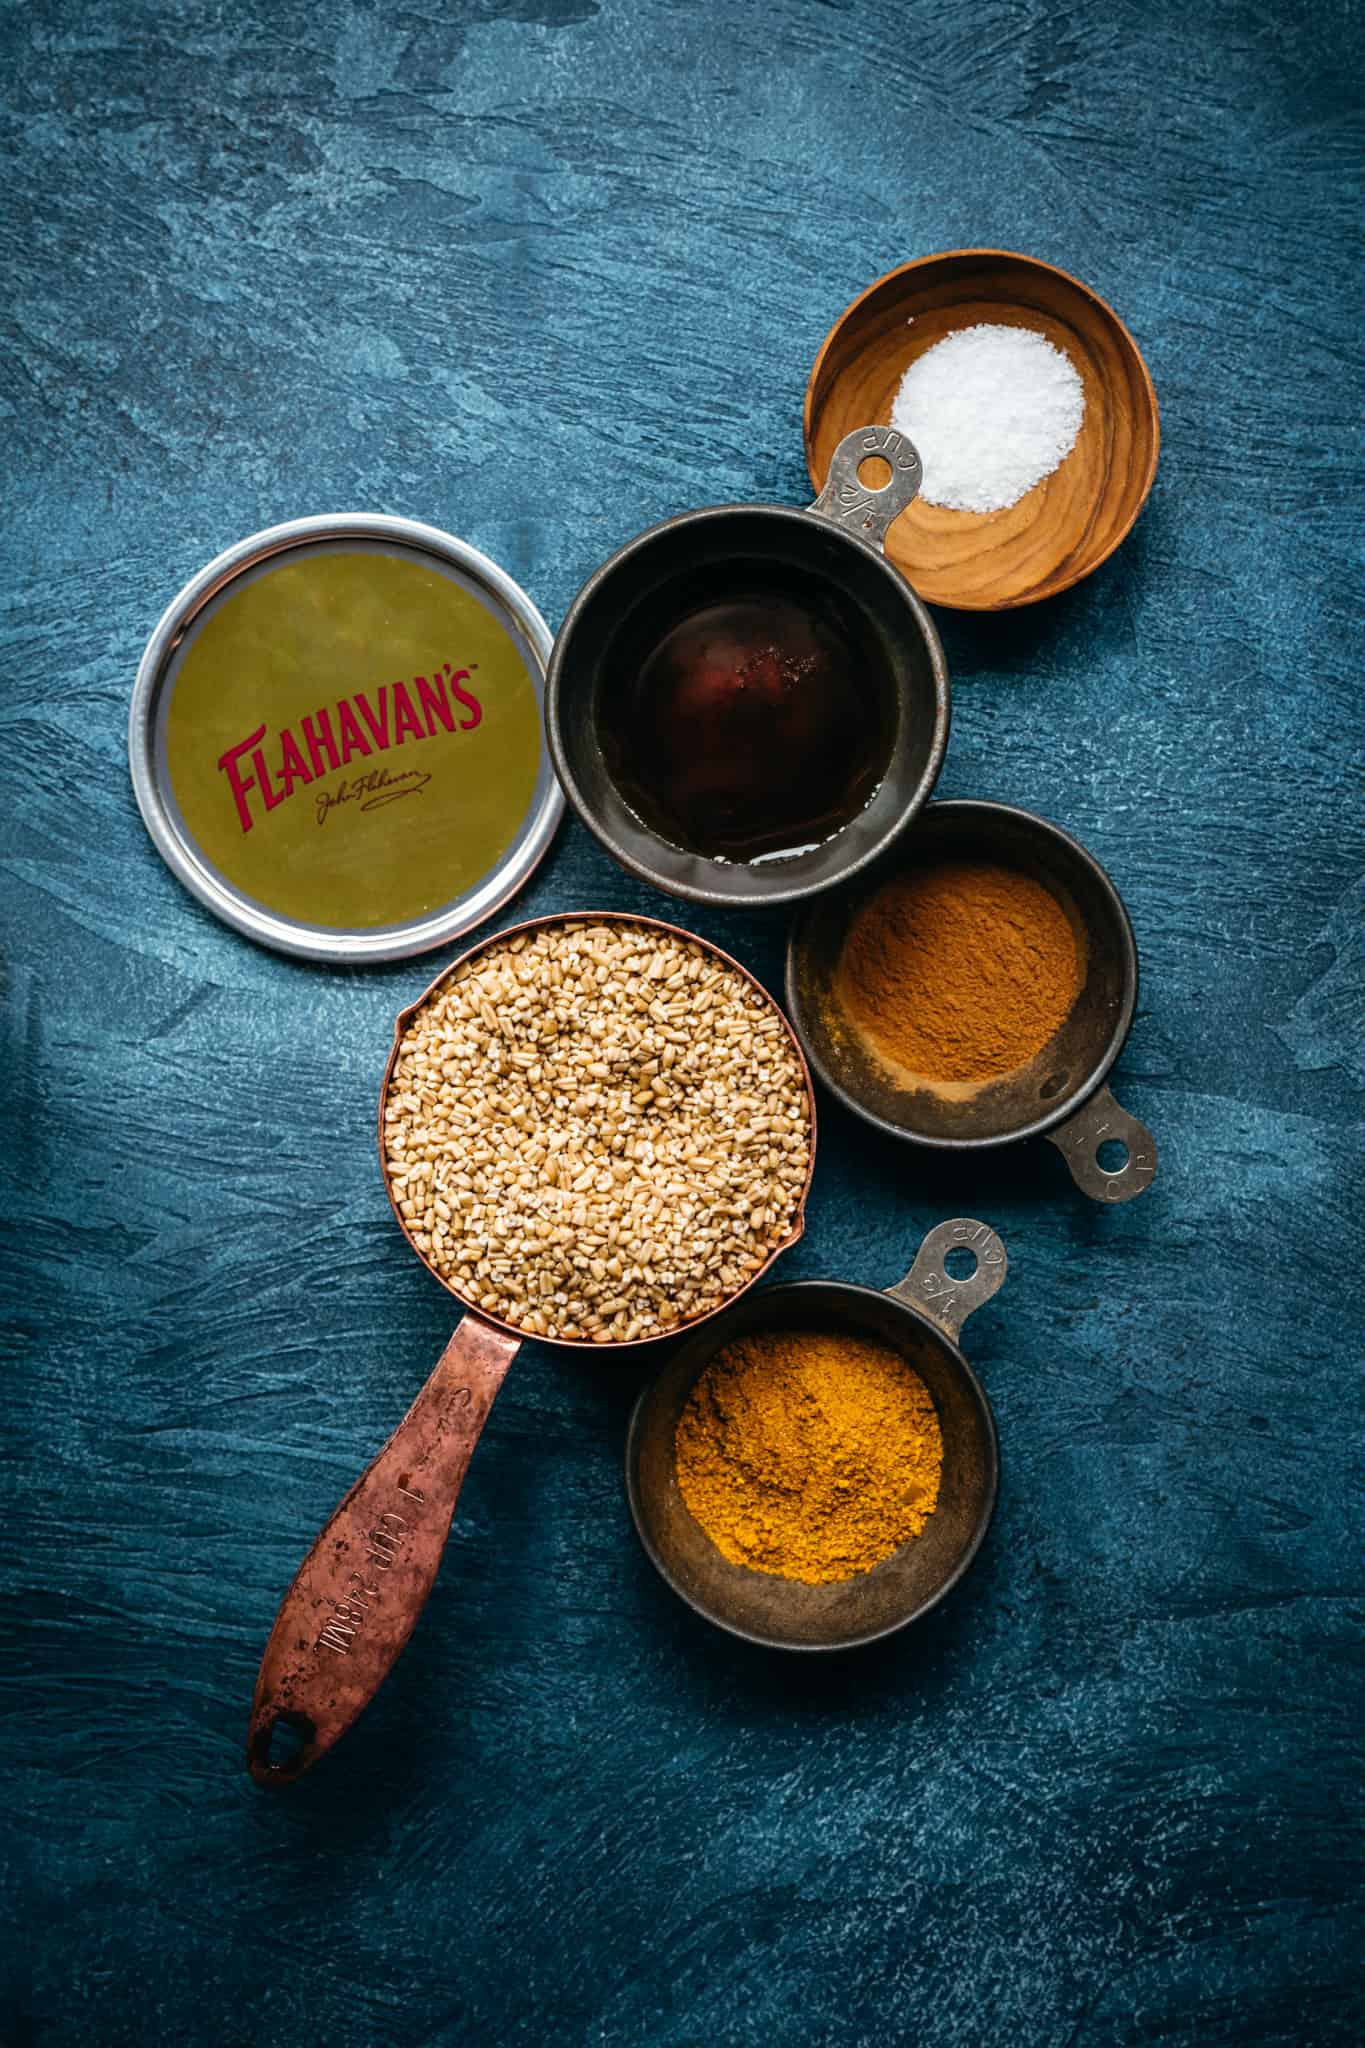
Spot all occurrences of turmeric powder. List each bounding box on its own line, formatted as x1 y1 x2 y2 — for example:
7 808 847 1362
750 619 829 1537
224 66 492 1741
674 1329 943 1585
837 859 1083 1086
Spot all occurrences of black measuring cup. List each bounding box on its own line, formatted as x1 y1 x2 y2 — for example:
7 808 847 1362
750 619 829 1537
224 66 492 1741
786 799 1157 1203
545 424 950 908
626 1218 1006 1650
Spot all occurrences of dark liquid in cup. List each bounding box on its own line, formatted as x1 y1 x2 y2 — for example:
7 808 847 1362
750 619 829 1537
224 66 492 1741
601 572 897 864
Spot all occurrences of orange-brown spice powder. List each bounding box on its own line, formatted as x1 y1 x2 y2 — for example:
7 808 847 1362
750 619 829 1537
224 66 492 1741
675 1328 943 1585
836 860 1083 1085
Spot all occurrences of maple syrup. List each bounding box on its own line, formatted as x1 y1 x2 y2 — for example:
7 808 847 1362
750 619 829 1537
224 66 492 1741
601 568 897 864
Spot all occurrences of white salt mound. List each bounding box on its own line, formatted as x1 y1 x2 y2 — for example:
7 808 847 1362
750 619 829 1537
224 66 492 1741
890 323 1085 514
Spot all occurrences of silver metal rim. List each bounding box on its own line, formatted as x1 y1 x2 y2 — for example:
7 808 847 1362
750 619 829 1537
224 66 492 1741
128 513 564 964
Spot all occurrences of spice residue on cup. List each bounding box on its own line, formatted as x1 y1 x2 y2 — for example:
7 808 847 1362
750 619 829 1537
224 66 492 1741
836 860 1083 1089
675 1329 943 1585
890 323 1085 514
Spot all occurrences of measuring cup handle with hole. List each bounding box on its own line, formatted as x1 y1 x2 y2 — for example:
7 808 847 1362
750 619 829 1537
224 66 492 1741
246 1314 521 1786
888 1217 1009 1338
808 424 923 548
1042 1084 1158 1204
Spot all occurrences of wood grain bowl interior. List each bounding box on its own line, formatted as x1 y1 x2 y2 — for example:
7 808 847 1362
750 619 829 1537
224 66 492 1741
804 250 1159 610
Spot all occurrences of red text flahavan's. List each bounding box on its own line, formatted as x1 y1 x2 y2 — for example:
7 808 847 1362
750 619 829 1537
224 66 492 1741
216 664 482 833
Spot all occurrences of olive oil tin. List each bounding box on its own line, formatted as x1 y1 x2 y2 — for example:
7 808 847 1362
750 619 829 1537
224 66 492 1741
129 514 563 963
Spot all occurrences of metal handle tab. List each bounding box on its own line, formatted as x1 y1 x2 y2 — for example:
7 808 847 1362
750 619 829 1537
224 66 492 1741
809 424 922 549
888 1218 1008 1342
1044 1085 1158 1205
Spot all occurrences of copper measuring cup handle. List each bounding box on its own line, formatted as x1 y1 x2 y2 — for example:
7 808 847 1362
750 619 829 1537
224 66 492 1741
1043 1083 1158 1205
246 1315 520 1786
808 423 922 549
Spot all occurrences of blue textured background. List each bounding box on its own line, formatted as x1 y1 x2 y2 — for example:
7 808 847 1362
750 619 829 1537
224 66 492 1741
4 2 1362 2043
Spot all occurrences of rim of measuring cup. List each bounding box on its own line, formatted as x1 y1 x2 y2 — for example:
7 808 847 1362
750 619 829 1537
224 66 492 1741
785 798 1140 1152
377 909 818 1350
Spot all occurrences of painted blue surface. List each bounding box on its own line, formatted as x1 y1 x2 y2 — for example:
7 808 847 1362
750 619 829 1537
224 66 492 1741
3 2 1362 2042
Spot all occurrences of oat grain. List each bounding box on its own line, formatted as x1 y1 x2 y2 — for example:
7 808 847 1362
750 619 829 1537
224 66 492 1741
383 922 811 1340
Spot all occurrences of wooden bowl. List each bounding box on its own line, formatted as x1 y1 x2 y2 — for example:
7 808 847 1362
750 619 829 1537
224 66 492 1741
804 251 1159 610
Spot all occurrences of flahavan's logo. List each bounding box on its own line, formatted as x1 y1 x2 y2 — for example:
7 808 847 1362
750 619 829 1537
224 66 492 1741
215 662 482 833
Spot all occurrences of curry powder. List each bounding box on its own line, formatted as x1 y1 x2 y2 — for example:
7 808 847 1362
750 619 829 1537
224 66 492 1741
837 859 1082 1086
675 1329 943 1585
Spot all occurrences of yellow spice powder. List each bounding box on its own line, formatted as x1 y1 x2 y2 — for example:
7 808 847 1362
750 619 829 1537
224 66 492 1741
675 1328 943 1586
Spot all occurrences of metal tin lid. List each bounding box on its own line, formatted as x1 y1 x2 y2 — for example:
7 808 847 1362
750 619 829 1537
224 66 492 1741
129 514 563 963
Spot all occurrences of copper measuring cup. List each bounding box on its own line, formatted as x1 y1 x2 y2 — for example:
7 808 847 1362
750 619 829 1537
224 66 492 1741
247 911 816 1785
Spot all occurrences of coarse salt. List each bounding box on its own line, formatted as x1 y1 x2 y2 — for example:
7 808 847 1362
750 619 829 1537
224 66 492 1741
890 323 1085 515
